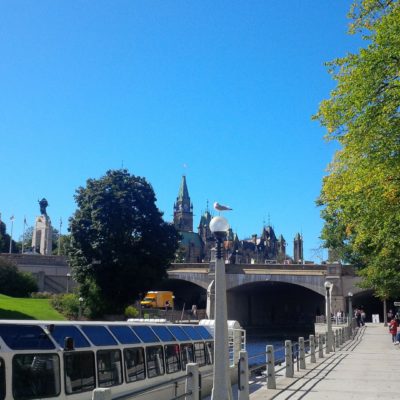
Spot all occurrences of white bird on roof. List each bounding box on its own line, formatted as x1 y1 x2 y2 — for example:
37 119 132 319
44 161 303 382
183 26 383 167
213 202 233 211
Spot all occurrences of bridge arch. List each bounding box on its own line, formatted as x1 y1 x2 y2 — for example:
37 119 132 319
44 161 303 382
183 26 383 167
226 273 326 297
226 280 325 332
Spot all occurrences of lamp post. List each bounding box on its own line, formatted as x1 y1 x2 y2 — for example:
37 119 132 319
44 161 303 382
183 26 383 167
325 281 333 353
209 216 232 400
347 292 353 327
66 273 71 294
383 298 388 327
78 297 83 320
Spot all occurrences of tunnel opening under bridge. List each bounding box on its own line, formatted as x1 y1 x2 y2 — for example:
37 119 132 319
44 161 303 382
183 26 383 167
227 281 325 337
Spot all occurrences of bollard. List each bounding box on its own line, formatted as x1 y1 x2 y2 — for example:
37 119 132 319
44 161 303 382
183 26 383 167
266 345 276 389
326 331 332 355
238 350 249 400
298 337 306 369
318 334 324 358
342 327 346 343
92 388 111 400
309 334 316 363
285 340 294 378
185 363 199 400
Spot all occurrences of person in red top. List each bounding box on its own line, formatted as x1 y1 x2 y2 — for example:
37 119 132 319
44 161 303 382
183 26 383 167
388 318 398 343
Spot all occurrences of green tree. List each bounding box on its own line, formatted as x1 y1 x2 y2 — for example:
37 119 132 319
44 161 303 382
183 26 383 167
68 169 179 314
0 220 17 253
0 257 38 296
315 1 400 295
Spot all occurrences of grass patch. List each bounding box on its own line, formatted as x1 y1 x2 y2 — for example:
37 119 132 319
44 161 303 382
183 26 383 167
0 294 66 320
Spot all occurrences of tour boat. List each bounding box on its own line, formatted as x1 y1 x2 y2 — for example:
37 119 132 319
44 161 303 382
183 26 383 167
0 319 245 400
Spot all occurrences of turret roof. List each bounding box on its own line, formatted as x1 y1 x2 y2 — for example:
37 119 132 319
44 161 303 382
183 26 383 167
177 175 190 202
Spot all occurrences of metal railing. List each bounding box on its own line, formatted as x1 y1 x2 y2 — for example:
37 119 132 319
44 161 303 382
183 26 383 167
92 325 355 400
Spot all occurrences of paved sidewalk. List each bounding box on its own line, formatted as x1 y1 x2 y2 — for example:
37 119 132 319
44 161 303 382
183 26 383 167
250 323 400 400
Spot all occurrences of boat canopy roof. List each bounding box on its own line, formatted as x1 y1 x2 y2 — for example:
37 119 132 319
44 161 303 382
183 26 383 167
0 320 213 351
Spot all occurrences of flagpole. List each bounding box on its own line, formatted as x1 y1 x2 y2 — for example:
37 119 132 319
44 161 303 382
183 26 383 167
58 217 62 256
9 216 14 253
22 216 26 254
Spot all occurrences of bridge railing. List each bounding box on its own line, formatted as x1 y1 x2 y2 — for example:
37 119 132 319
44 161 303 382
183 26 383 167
238 323 355 399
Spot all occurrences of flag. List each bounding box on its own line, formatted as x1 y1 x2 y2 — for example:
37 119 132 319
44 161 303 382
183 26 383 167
24 216 27 226
10 215 15 222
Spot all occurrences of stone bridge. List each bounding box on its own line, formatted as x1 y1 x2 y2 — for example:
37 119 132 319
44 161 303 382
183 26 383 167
3 253 381 328
167 262 369 327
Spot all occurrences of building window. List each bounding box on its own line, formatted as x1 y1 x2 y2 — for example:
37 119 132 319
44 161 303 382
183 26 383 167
146 346 165 378
124 347 146 382
97 350 122 387
64 351 95 394
13 353 60 399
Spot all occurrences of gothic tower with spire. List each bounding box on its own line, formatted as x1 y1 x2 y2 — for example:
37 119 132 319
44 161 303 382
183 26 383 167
293 233 303 263
173 175 193 232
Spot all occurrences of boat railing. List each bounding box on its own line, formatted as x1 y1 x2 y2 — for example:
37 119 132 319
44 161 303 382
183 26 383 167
96 364 201 400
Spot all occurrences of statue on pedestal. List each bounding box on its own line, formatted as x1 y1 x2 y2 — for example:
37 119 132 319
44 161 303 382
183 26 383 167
33 198 52 255
38 198 48 216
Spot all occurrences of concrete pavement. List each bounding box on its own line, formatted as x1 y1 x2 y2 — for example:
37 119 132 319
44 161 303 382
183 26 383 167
249 323 400 400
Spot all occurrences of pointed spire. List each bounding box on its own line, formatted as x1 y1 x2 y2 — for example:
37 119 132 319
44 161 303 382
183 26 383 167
177 175 190 202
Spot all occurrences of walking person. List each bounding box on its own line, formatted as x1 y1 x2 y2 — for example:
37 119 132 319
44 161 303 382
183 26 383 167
389 317 398 343
360 309 366 326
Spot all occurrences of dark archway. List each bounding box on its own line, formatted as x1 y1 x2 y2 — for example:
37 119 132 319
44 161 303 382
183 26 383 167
351 290 398 322
227 281 325 336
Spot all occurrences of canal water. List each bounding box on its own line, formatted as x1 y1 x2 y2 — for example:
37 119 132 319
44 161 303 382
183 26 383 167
246 331 313 367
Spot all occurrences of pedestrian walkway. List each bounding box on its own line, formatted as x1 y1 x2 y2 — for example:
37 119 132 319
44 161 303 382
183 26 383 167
249 323 400 400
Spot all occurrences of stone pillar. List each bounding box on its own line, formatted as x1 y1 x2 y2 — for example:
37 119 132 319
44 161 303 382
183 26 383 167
32 215 53 255
206 279 215 319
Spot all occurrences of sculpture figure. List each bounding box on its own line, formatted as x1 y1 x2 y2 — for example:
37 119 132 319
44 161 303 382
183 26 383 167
38 198 49 216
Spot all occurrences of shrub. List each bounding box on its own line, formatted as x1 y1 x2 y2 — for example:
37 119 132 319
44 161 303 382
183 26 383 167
31 292 54 299
0 257 38 297
124 305 139 319
51 293 82 319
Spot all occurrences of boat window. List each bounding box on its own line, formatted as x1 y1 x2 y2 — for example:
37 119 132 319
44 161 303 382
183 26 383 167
205 342 214 365
108 326 141 344
194 343 206 366
0 324 55 350
146 346 165 378
0 358 5 400
51 325 90 348
124 347 146 382
181 326 202 340
130 326 159 343
80 326 117 346
180 343 194 370
97 350 123 387
165 344 181 374
12 353 60 399
196 326 213 340
151 325 175 342
64 351 95 394
168 326 190 341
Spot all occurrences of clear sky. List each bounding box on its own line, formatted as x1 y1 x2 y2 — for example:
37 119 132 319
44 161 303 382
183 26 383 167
1 1 364 261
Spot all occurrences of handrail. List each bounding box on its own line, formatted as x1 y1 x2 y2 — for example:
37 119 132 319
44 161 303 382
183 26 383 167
112 373 192 400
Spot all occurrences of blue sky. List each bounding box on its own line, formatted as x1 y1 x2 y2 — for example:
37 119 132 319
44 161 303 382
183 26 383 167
1 1 364 261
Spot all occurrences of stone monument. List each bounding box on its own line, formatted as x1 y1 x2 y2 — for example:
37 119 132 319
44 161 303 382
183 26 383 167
32 198 53 255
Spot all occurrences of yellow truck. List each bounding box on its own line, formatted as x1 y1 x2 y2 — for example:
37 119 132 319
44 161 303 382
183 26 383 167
140 291 174 309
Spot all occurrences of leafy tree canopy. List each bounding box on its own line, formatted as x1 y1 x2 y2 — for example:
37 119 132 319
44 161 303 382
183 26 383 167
68 169 179 314
314 1 400 296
